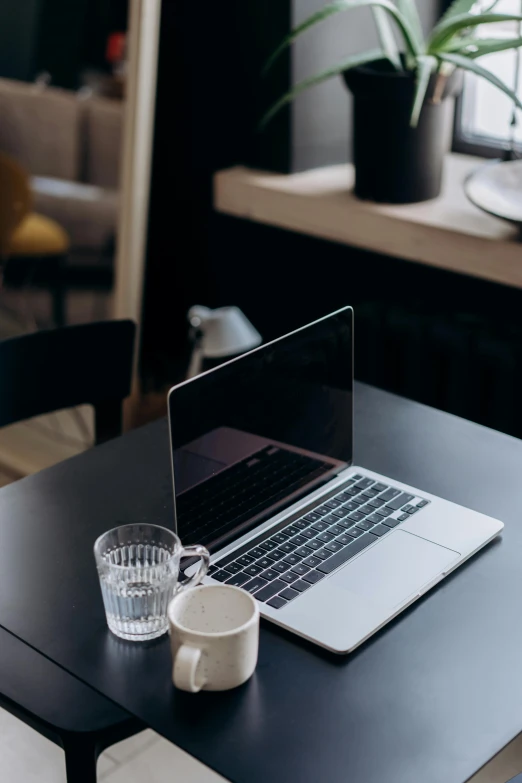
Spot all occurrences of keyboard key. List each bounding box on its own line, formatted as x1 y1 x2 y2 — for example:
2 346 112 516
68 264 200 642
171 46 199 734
387 493 415 510
351 496 366 506
223 562 243 574
270 561 290 574
291 563 310 576
348 512 366 523
257 557 275 570
354 478 374 490
207 565 218 575
243 564 263 577
374 507 391 518
248 547 266 559
358 505 374 516
278 541 297 554
236 555 255 567
302 569 325 585
282 554 302 567
373 483 388 492
285 525 300 536
280 571 299 584
342 500 360 512
303 555 322 568
213 570 232 582
327 524 345 536
316 531 335 543
260 569 280 581
324 540 344 553
267 596 287 609
366 513 383 525
324 513 342 523
370 524 389 537
344 487 360 496
336 533 354 545
225 572 251 587
295 546 314 558
316 505 332 515
356 520 372 531
346 526 364 538
303 512 321 522
317 534 376 574
260 540 278 552
398 513 409 521
300 528 316 539
380 488 401 502
384 505 396 514
359 493 374 503
290 535 309 547
324 498 342 509
417 499 429 508
311 520 329 532
292 579 312 593
405 507 419 515
383 517 400 528
242 576 269 594
292 519 311 530
305 539 322 551
333 518 351 529
254 580 287 602
280 587 299 602
336 491 353 502
402 504 416 513
368 498 385 508
363 488 379 498
269 550 287 561
351 474 363 480
271 532 289 545
315 548 332 560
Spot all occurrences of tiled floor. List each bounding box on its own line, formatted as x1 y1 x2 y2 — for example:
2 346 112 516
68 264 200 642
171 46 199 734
0 708 228 782
1 703 521 783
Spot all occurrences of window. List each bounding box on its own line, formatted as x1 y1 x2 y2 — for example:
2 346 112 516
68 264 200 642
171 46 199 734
453 0 522 157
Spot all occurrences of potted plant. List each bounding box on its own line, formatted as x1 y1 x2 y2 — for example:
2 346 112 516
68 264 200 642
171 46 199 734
262 0 522 203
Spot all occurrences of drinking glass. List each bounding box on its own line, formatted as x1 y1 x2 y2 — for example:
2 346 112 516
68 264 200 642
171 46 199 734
94 523 209 641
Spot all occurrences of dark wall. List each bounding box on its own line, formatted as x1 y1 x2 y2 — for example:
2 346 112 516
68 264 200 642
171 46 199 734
0 0 41 81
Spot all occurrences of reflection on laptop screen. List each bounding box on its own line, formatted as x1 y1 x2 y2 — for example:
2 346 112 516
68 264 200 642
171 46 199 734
168 307 353 549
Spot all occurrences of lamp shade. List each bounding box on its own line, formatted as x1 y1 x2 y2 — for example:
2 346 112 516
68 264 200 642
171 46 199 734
188 306 262 359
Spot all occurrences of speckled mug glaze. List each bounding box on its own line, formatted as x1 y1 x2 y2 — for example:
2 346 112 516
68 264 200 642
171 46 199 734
168 584 259 692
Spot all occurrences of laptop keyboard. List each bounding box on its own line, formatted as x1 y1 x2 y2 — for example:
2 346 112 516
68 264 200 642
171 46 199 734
177 445 333 544
208 474 430 609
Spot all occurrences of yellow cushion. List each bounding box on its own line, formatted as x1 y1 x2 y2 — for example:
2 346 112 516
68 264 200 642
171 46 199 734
9 212 69 256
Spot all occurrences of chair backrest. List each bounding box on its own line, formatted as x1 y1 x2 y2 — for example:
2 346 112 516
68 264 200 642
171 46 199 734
0 152 31 256
0 320 136 445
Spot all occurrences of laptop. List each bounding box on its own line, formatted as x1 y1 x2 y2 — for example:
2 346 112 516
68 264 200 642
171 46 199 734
168 307 503 653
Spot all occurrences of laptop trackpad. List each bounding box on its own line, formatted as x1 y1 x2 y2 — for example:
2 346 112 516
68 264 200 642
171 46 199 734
330 531 460 609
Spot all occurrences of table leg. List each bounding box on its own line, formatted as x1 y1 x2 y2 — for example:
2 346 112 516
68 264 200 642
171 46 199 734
62 734 98 783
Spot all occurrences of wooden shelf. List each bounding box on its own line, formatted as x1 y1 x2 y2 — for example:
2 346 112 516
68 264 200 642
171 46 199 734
214 154 522 289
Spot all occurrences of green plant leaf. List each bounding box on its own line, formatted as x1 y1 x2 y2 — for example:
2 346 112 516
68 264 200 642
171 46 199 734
372 7 402 70
263 0 421 76
439 51 522 110
466 35 522 57
438 0 478 25
259 49 384 129
410 54 438 126
429 12 522 52
397 0 424 49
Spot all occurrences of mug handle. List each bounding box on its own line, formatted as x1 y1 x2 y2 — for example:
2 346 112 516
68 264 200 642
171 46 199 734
173 644 205 692
178 544 210 592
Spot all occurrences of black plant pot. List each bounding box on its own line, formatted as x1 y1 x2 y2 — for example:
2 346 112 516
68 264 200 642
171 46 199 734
343 59 462 204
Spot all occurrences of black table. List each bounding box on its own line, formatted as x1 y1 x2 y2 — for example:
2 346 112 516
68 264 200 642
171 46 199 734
1 383 521 783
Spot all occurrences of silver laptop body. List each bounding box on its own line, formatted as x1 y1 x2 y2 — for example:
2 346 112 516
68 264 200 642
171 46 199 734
169 307 503 654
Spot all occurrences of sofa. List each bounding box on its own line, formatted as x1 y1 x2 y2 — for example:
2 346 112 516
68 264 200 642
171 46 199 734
0 77 122 261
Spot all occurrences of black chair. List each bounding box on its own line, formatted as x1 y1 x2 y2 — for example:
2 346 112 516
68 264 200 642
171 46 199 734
0 320 135 443
0 319 145 783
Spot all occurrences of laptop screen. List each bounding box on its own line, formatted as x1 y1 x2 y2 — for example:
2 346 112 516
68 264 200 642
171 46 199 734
168 307 353 550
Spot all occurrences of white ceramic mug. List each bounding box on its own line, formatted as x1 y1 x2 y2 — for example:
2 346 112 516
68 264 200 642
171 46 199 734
168 584 259 692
